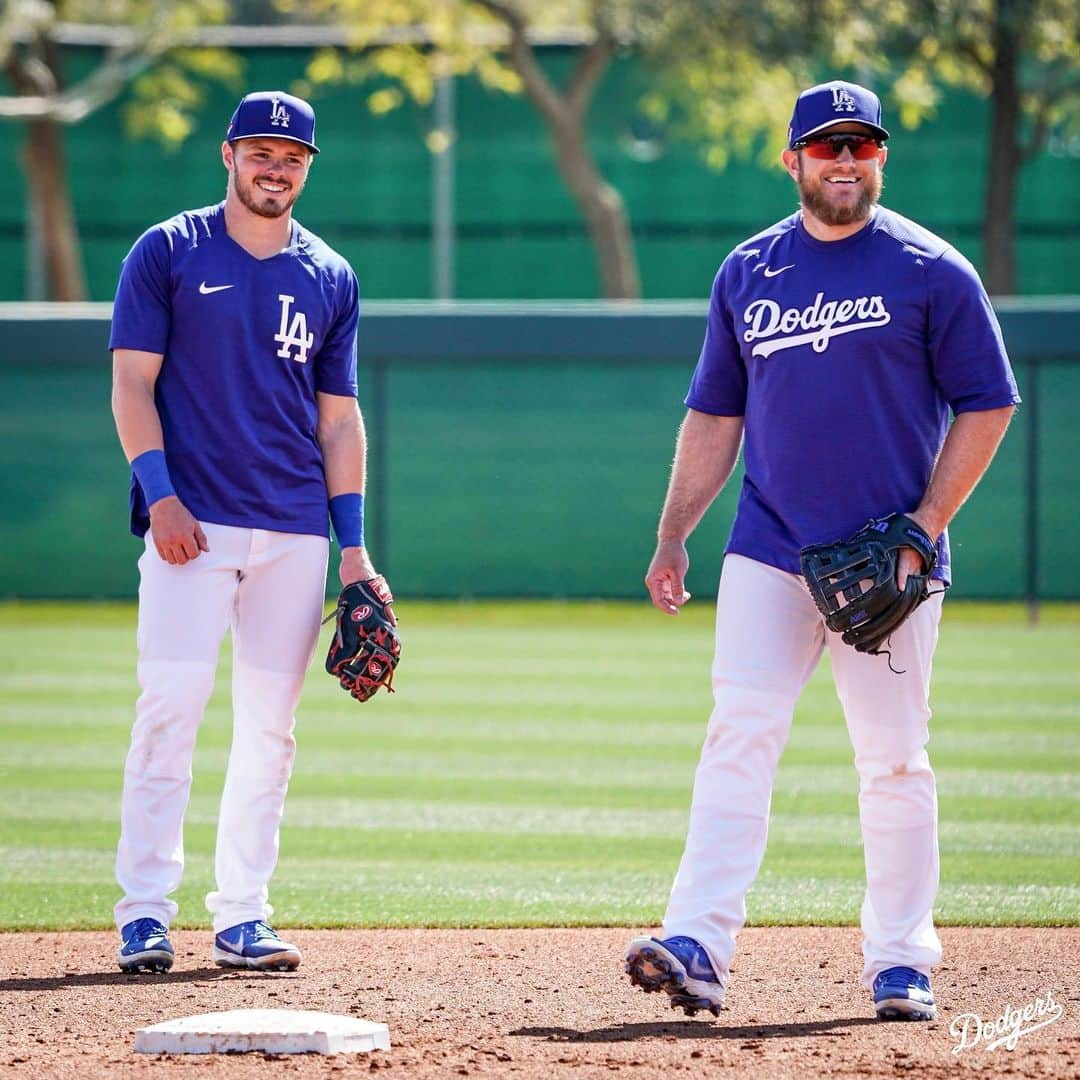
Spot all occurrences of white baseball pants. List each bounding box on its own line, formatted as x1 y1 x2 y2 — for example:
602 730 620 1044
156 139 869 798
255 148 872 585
114 522 328 934
663 553 944 990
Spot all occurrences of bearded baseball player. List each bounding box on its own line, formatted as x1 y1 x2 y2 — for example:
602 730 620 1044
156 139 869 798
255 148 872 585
110 91 388 972
626 80 1020 1021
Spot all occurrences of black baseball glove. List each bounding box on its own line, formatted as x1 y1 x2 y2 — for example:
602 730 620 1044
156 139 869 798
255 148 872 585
800 513 938 659
324 575 401 702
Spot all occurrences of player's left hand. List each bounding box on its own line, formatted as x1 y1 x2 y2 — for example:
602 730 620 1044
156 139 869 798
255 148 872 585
339 545 380 594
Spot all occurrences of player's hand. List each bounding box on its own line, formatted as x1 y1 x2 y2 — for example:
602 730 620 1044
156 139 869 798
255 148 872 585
645 538 692 616
897 510 940 589
148 496 209 565
896 546 925 590
339 548 396 626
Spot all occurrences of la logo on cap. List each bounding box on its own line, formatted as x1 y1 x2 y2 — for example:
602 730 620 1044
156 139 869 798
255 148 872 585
225 90 320 153
831 87 858 112
270 96 291 129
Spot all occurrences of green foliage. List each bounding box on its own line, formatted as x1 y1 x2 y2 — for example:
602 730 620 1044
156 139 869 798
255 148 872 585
119 2 244 149
641 53 806 171
283 0 1078 181
0 0 243 148
124 46 245 149
289 0 527 116
0 600 1077 930
830 0 1080 146
641 0 1080 169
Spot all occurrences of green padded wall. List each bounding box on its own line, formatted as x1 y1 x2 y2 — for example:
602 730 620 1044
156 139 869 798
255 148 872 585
0 312 1075 600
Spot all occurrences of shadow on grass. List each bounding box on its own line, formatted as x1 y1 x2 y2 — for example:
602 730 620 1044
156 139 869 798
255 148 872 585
512 1017 880 1042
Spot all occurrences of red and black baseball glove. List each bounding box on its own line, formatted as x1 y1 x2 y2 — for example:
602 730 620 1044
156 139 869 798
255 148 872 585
324 575 401 702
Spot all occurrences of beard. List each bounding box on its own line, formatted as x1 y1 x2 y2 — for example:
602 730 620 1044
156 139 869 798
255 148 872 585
232 171 304 219
797 161 883 226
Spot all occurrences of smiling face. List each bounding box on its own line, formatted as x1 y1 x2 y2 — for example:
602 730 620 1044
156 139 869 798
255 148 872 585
781 124 887 232
223 137 313 220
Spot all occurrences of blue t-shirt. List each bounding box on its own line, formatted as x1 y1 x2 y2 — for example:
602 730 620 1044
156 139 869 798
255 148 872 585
110 202 359 538
686 206 1020 584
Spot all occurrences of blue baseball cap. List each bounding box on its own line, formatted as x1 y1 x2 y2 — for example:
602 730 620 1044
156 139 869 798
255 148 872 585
788 80 889 148
226 90 320 154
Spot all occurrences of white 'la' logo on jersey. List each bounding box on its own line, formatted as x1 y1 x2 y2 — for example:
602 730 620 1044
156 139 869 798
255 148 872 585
831 88 858 112
275 294 314 363
270 96 291 128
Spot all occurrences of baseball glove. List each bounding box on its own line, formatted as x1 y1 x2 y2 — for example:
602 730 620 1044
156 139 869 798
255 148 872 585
800 513 938 659
324 575 401 702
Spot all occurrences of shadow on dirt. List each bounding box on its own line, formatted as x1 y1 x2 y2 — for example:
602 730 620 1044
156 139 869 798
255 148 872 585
512 1017 881 1042
0 967 282 992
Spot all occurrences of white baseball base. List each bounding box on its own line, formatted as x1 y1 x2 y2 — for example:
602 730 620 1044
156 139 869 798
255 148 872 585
134 1009 391 1055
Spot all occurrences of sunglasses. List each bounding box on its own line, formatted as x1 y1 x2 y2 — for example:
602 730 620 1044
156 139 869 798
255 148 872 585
793 133 884 160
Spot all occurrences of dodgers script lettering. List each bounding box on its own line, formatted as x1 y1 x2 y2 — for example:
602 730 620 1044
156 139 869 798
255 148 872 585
742 292 891 358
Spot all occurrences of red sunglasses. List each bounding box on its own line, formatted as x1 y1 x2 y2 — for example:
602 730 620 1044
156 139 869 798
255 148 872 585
794 133 884 160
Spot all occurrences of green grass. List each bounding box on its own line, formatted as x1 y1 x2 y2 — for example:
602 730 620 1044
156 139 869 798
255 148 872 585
0 600 1077 931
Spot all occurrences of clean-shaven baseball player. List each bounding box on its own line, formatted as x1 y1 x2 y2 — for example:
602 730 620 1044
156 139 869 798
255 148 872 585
626 81 1019 1020
110 91 385 973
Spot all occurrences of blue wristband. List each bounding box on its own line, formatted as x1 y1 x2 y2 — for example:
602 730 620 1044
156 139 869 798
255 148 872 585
329 492 365 549
131 449 175 507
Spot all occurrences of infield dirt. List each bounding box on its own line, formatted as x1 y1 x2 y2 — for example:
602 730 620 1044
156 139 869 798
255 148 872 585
1 927 1076 1078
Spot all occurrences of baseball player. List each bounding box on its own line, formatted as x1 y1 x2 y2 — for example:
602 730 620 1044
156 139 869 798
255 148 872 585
109 91 385 973
625 80 1019 1020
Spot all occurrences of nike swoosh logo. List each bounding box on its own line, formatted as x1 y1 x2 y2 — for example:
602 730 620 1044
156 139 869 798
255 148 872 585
762 264 795 278
199 282 235 294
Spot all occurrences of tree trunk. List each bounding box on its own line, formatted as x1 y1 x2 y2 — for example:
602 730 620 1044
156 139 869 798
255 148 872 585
23 117 87 301
547 116 641 300
478 3 642 299
982 0 1023 296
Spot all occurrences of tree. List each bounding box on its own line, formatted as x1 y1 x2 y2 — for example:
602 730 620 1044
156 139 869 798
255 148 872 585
298 0 1077 298
654 0 1080 295
0 1 239 300
293 0 651 298
852 0 1080 295
288 2 885 298
292 1 836 299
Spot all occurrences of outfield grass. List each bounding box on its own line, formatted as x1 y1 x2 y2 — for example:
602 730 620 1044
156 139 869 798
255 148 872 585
0 600 1077 931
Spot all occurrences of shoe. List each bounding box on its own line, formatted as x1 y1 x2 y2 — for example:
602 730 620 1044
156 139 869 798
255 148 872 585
212 920 301 971
873 966 937 1021
117 918 174 973
625 935 724 1017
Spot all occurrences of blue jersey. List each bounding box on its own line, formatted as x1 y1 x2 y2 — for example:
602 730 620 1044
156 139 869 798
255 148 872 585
110 202 359 538
686 206 1020 583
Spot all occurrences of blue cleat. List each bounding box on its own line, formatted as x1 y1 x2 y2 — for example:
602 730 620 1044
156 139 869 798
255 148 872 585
625 935 724 1018
212 920 301 971
118 918 174 973
873 966 937 1021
